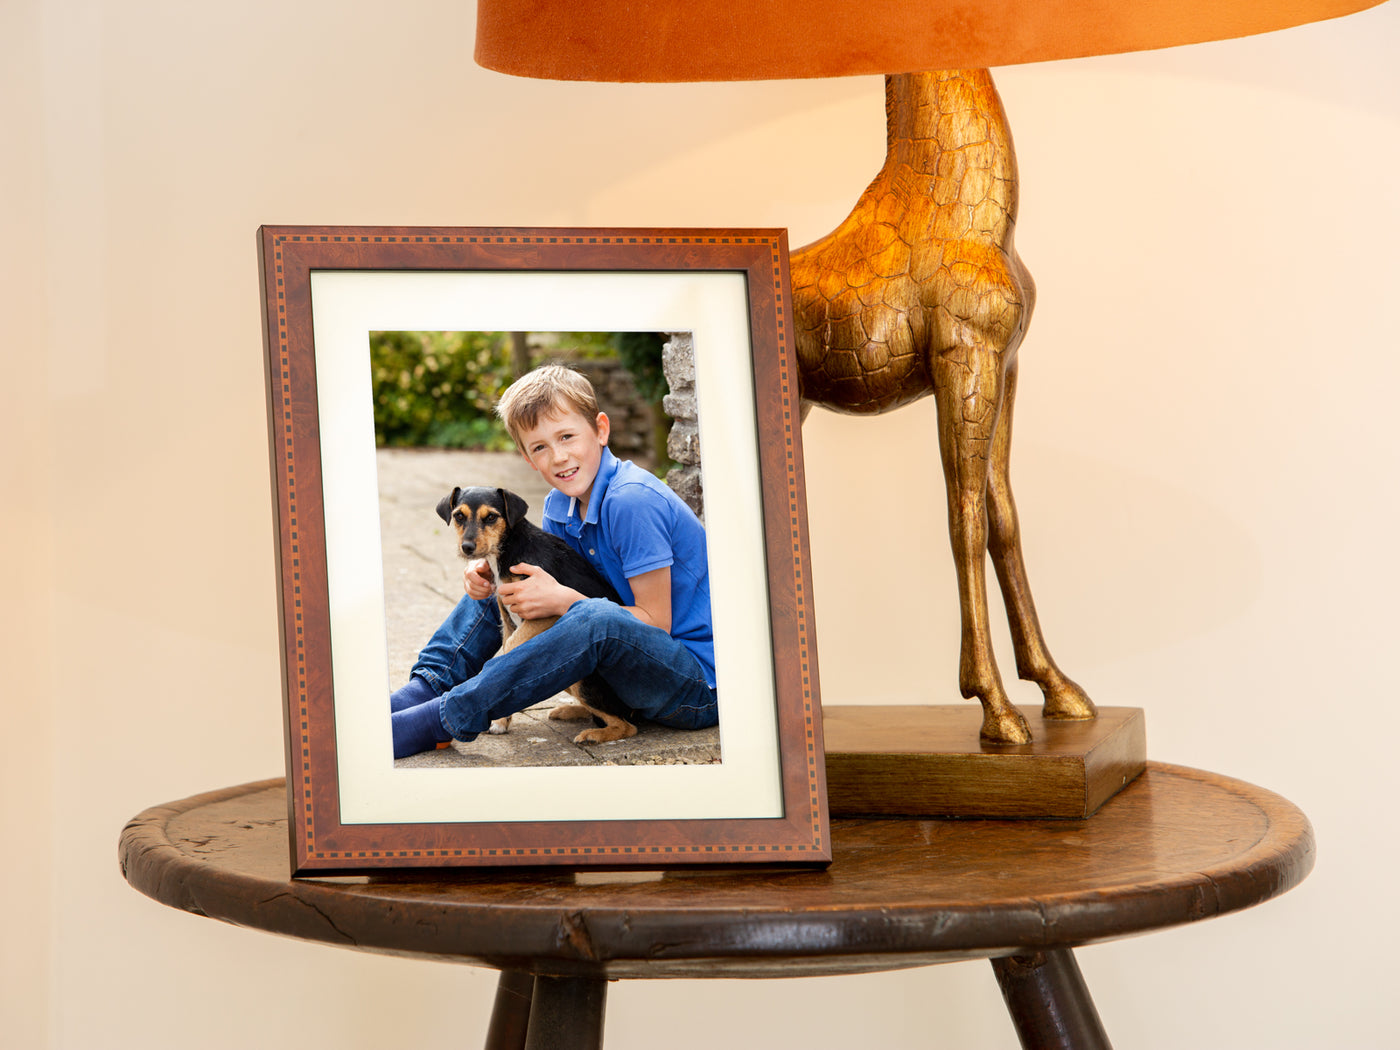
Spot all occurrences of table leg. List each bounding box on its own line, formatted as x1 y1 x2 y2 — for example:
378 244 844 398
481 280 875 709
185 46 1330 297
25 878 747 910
991 949 1112 1050
522 975 608 1050
484 970 536 1050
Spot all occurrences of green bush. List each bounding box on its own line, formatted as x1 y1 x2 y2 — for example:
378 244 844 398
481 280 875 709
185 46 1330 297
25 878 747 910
612 331 668 402
369 329 672 457
369 330 515 449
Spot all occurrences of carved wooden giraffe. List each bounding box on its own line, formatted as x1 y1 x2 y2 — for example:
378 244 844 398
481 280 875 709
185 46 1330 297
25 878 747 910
792 69 1095 744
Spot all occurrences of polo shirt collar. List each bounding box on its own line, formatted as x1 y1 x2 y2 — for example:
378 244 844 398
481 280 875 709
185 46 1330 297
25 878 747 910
545 447 620 532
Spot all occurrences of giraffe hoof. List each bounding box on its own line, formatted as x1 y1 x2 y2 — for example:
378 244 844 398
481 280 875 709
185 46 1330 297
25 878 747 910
980 705 1032 745
1041 677 1097 721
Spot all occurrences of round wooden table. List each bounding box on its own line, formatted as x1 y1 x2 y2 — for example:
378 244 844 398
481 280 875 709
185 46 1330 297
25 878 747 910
119 763 1313 1049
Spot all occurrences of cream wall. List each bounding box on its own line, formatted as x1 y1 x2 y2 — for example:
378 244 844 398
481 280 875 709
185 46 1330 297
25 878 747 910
4 1 1397 1047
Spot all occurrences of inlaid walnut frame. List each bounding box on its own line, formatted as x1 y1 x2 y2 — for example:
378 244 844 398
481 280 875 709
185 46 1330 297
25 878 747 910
258 225 829 874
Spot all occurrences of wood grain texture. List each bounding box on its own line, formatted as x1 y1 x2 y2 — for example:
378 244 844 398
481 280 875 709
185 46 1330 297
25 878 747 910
824 705 1146 818
119 764 1313 980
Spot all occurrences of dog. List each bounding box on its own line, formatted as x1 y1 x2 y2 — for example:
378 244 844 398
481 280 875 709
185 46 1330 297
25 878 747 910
435 485 638 744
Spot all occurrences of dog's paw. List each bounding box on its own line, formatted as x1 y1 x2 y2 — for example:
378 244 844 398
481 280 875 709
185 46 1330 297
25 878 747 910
548 703 596 722
488 716 512 735
572 722 637 744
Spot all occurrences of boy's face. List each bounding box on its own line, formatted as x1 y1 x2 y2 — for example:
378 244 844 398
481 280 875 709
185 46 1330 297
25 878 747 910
517 407 611 509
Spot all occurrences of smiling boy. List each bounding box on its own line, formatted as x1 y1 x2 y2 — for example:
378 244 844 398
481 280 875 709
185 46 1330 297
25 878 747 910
390 364 717 759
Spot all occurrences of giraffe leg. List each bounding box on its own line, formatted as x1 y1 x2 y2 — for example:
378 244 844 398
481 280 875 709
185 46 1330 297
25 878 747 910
931 345 1031 745
986 361 1096 721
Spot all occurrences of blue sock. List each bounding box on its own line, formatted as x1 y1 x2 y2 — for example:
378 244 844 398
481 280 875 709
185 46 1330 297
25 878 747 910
390 674 438 712
392 699 452 758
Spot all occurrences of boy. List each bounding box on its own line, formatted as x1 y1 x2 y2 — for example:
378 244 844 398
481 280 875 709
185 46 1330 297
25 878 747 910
391 364 717 758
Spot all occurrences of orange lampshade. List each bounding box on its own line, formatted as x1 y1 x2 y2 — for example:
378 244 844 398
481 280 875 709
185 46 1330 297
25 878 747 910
475 0 1385 82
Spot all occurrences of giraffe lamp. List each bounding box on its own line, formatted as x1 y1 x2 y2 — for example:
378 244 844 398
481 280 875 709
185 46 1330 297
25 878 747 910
473 0 1387 751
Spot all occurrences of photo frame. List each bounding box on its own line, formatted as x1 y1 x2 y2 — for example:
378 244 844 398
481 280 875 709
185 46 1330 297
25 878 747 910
259 226 829 873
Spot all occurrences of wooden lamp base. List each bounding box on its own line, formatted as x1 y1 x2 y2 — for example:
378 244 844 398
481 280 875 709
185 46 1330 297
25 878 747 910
822 706 1146 819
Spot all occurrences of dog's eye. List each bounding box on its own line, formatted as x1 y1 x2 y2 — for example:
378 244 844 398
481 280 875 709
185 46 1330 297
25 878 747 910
482 512 499 525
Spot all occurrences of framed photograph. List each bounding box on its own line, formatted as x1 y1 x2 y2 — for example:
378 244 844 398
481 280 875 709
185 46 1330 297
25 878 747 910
259 225 829 873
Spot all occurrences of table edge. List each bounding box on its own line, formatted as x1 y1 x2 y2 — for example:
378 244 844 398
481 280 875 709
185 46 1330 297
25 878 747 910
118 763 1315 976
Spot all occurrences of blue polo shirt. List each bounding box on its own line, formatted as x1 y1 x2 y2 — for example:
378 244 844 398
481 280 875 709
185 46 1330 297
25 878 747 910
542 448 716 688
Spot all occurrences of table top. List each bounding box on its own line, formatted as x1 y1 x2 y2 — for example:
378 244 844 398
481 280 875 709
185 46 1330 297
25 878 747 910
119 763 1313 979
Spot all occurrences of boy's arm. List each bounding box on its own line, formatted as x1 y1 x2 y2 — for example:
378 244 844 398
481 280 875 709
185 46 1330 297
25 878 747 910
622 566 671 634
496 565 583 620
497 563 672 633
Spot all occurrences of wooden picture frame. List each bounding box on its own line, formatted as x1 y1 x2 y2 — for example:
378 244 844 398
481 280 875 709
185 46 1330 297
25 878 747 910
258 226 829 873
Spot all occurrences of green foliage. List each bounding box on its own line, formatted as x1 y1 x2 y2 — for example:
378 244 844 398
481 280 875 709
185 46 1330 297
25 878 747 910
560 332 666 400
560 332 618 358
613 331 668 402
368 328 672 454
369 330 515 449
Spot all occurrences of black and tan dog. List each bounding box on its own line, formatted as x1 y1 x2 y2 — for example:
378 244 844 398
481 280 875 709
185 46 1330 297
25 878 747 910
435 485 637 743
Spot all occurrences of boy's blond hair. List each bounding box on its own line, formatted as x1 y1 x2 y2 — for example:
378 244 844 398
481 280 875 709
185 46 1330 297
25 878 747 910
495 364 601 449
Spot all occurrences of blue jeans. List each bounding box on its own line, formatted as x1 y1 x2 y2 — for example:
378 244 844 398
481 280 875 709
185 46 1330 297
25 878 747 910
410 595 718 741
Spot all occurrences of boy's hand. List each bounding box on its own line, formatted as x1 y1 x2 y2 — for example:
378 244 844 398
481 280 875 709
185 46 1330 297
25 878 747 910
463 559 496 600
497 563 584 620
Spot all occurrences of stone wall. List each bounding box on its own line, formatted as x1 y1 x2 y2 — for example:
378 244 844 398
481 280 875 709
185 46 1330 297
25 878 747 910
660 331 703 522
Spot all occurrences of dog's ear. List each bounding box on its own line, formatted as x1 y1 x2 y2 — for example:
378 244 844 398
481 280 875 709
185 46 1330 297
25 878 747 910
499 488 529 528
436 487 461 524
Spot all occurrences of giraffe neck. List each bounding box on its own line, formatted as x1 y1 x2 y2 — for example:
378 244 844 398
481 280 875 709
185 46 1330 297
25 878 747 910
881 70 1020 239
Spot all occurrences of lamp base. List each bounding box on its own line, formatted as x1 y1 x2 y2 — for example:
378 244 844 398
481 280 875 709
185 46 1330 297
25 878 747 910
823 705 1145 819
